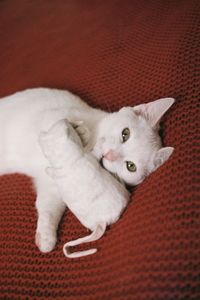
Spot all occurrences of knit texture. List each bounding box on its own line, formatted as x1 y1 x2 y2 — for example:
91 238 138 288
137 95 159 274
0 1 199 299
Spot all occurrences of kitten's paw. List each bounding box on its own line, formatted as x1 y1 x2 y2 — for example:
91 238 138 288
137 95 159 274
35 232 57 253
71 121 90 147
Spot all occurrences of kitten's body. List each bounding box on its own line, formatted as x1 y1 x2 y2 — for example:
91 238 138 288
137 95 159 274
39 120 129 230
39 120 130 258
0 88 174 253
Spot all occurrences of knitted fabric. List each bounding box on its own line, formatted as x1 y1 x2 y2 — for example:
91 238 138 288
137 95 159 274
0 1 199 299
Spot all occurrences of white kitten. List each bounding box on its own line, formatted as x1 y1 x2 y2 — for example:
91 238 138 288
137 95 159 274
39 120 130 258
0 88 174 252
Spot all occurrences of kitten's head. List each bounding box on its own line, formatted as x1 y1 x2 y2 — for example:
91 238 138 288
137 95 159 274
92 98 175 186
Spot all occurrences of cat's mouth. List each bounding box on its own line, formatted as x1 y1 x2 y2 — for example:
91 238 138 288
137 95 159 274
100 155 109 169
100 156 124 184
100 155 114 171
100 157 105 169
100 156 109 172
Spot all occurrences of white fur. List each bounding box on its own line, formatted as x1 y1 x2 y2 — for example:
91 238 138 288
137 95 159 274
0 88 174 252
39 120 130 257
92 101 175 185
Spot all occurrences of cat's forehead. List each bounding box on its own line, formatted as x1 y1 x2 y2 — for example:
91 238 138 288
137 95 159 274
115 107 151 132
120 111 160 160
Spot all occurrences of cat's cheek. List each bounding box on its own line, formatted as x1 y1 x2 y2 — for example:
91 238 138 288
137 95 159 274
124 171 146 186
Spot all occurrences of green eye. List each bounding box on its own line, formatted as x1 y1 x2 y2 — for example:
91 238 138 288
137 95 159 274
122 128 130 143
126 161 136 172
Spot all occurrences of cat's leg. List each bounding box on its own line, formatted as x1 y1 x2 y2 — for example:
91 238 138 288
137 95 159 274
34 174 66 253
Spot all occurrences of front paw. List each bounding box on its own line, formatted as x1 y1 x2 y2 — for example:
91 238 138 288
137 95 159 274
71 121 90 147
35 232 57 253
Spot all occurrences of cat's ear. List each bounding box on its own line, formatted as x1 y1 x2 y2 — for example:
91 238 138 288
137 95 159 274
150 147 174 172
133 98 175 128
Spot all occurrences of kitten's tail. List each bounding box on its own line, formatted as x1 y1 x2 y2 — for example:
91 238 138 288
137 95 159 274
63 222 106 258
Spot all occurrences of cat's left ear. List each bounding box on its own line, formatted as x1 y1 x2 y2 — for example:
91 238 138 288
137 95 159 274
133 98 175 128
150 146 174 172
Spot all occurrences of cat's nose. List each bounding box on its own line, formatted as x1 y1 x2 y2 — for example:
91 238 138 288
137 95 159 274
103 150 120 161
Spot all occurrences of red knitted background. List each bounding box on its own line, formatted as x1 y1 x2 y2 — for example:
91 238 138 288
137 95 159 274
0 1 199 299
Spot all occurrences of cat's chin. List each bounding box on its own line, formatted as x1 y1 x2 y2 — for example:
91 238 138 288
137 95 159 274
100 157 122 183
100 156 113 174
101 157 113 171
100 157 117 176
100 157 141 187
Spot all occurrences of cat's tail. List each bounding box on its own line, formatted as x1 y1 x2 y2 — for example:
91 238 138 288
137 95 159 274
63 222 106 258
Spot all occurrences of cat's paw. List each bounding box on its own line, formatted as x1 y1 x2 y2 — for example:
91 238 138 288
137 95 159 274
35 232 57 253
71 121 90 147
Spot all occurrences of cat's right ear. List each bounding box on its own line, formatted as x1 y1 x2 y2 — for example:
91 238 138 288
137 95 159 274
150 147 174 172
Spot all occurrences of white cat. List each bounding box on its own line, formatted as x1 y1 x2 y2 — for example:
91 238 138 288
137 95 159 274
39 119 130 258
0 88 174 253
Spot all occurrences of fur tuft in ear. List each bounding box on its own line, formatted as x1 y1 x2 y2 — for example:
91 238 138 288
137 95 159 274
133 98 175 128
152 147 174 171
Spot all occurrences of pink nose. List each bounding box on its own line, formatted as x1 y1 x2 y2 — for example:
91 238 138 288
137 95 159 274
103 150 120 161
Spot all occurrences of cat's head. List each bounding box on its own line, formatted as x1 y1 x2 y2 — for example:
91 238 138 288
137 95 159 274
92 98 175 186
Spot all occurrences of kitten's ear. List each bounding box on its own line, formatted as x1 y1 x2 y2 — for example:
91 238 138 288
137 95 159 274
133 98 175 128
151 147 174 172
